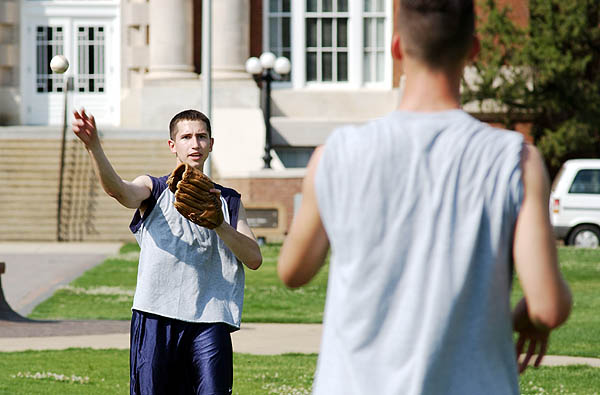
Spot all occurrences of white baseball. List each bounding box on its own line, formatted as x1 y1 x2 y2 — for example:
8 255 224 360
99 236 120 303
50 54 69 74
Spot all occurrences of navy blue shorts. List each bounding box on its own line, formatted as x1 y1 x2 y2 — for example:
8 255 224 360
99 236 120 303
130 310 233 395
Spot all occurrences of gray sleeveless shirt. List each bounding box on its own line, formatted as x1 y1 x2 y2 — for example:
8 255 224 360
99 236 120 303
314 110 523 394
129 175 244 328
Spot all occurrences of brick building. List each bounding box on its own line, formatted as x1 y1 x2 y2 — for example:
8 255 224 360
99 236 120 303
0 0 530 241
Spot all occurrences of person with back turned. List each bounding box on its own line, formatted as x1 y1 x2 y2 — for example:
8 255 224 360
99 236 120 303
277 1 572 393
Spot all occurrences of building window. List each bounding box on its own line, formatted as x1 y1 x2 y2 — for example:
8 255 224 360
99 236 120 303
363 0 386 83
275 147 315 168
266 0 292 81
305 0 349 82
76 26 106 93
36 26 65 93
271 0 391 88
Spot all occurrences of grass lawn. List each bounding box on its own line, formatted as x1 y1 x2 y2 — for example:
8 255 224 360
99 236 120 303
28 254 138 321
243 244 329 323
0 349 598 395
29 243 330 323
29 244 600 357
511 247 600 358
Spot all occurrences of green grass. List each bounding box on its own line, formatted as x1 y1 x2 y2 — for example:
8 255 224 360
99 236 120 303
234 353 316 394
0 349 597 394
0 349 129 395
29 243 600 357
28 256 138 321
243 244 329 323
520 365 600 395
29 243 330 323
511 247 600 358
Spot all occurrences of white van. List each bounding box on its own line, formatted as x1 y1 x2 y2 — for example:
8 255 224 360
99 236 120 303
549 159 600 248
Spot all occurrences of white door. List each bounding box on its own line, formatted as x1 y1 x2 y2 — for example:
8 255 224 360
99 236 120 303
71 21 115 123
22 19 71 125
21 4 120 126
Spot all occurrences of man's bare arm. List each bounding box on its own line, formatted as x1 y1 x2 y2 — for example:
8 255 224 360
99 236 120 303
512 143 572 372
214 202 263 270
72 109 151 209
278 146 330 288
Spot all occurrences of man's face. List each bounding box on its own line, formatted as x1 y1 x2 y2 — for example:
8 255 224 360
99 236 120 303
168 119 213 170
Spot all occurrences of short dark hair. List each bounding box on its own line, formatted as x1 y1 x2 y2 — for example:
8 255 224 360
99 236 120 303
398 0 475 69
169 109 212 140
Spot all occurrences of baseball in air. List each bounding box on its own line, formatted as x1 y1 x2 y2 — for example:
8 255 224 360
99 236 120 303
50 54 69 74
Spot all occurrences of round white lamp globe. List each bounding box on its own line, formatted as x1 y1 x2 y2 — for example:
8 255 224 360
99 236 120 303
274 56 291 75
259 52 276 69
50 54 69 74
245 57 263 75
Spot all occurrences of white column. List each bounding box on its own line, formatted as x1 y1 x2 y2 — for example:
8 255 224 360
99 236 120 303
212 0 251 79
146 0 197 79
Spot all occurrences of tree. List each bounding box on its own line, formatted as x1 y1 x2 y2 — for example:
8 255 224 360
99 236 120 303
463 0 600 177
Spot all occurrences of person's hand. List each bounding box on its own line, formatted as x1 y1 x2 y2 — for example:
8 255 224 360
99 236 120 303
513 298 550 374
72 109 99 149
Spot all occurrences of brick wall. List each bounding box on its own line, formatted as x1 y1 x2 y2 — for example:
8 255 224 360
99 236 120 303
218 177 303 241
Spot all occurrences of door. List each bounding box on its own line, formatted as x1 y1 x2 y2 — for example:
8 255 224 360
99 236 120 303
21 4 120 126
71 22 114 123
23 19 71 125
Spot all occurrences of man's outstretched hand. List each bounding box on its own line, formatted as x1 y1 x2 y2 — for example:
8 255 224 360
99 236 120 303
72 109 99 148
513 297 550 374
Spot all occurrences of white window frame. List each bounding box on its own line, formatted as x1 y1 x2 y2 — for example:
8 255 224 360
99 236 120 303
285 0 392 90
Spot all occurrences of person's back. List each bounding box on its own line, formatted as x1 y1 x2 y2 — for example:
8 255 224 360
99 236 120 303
313 110 523 394
278 0 571 393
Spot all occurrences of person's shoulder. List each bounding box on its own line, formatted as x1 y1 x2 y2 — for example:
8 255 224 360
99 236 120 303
459 112 524 146
326 118 376 145
142 174 168 183
461 112 520 138
156 174 169 184
140 174 169 197
147 174 169 187
214 183 241 199
520 143 546 180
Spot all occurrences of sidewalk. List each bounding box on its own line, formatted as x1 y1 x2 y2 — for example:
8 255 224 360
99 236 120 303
0 242 122 315
0 242 323 356
0 322 322 355
0 242 599 369
0 321 599 369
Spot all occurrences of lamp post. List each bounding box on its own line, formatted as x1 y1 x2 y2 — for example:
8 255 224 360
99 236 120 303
57 74 74 241
245 52 291 169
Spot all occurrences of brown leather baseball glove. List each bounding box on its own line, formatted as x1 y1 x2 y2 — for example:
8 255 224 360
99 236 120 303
166 163 224 229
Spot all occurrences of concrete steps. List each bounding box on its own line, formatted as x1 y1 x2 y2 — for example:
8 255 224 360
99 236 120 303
0 134 174 241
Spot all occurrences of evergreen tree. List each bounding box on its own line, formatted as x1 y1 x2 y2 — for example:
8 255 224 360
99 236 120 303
463 0 600 177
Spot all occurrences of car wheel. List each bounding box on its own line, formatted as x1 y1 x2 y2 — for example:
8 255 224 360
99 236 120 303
568 225 600 248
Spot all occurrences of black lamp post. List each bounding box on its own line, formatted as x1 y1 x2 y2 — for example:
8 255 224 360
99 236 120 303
245 52 291 169
57 74 74 241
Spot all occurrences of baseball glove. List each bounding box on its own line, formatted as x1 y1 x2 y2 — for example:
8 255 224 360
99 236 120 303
166 163 224 229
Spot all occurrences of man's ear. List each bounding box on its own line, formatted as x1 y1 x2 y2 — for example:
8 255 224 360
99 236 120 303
391 33 403 61
468 35 480 62
168 139 176 154
209 137 214 152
